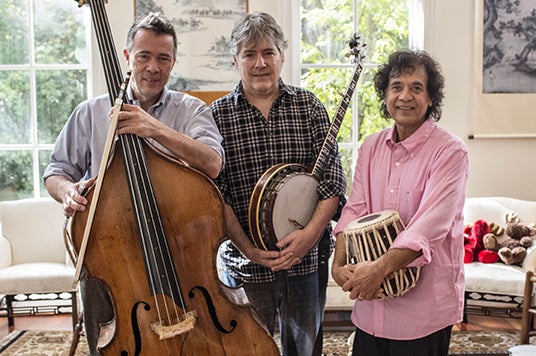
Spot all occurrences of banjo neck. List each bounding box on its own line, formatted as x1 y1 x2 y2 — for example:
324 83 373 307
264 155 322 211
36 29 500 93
310 33 366 180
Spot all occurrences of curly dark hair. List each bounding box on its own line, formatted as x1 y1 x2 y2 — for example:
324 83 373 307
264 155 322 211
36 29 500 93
374 49 445 121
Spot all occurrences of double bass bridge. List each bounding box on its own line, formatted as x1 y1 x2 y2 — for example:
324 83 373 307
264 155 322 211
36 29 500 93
151 310 198 340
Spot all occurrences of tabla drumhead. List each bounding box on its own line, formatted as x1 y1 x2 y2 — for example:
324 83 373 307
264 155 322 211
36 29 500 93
344 210 398 233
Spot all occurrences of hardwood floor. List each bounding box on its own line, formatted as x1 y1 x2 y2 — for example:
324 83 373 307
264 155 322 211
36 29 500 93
454 313 522 332
0 314 73 340
0 312 523 341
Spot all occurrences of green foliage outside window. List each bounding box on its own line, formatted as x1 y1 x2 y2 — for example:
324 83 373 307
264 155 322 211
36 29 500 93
301 0 410 142
36 70 87 144
0 0 87 201
0 71 31 144
0 0 29 65
300 0 412 194
0 151 32 201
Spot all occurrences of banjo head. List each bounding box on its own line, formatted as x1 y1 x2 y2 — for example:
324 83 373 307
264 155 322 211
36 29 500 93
271 173 319 242
248 163 319 251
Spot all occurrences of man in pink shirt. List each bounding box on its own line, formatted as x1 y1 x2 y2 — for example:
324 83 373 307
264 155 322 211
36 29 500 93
331 49 468 356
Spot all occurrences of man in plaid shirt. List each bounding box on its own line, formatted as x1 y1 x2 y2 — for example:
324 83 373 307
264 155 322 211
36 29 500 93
211 12 346 356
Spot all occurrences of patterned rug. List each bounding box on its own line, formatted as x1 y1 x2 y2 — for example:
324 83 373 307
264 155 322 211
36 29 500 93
0 330 88 355
0 329 534 355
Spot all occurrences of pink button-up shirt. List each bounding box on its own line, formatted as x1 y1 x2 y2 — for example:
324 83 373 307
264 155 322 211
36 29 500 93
333 119 468 340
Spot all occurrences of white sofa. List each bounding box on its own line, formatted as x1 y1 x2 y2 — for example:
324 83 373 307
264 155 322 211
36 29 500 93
0 197 77 328
325 196 536 321
462 197 536 319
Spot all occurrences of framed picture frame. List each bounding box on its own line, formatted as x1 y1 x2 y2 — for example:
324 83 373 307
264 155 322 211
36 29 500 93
135 0 248 103
471 0 536 138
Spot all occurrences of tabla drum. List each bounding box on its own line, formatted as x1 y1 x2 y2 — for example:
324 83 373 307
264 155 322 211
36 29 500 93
343 210 421 299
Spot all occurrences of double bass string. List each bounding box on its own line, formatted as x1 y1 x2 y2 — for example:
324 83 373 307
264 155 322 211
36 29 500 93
88 0 123 100
87 0 187 335
90 0 190 343
120 138 193 354
119 120 189 338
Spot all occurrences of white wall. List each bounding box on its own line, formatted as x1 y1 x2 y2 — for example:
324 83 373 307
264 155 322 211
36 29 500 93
95 0 536 201
429 0 536 201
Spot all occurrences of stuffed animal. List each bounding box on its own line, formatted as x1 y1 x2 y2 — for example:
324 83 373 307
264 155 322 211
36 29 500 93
482 212 535 266
464 219 499 263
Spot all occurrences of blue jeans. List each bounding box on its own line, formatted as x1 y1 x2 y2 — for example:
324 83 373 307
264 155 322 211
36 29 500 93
221 270 320 356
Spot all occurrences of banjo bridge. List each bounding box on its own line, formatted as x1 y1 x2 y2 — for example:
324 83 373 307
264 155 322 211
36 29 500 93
288 219 305 230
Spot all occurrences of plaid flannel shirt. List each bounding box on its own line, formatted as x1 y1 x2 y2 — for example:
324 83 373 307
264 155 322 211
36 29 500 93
211 79 346 283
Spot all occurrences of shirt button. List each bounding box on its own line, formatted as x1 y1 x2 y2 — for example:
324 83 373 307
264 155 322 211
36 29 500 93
395 162 400 167
390 189 395 194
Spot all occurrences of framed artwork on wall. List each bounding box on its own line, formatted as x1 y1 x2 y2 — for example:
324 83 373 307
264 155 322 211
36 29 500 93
135 0 248 101
471 0 536 138
481 0 536 94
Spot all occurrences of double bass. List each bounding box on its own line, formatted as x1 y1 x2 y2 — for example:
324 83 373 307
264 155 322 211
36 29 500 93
68 1 279 354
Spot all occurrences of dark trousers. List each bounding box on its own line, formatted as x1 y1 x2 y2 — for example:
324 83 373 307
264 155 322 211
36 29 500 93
80 271 114 356
352 325 453 356
312 231 332 356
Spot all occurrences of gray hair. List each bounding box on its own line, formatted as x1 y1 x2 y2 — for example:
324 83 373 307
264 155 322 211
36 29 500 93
230 12 288 56
126 12 177 56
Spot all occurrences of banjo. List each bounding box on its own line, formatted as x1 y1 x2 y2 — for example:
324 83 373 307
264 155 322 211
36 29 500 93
248 33 366 251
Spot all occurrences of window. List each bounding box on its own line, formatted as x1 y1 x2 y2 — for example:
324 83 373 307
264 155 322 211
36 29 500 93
297 0 424 194
0 0 89 202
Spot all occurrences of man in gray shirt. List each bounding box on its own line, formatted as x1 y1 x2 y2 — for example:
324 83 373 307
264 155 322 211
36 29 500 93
43 13 223 355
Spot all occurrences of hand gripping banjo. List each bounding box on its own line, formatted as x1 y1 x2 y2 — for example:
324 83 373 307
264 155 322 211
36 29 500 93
248 33 366 251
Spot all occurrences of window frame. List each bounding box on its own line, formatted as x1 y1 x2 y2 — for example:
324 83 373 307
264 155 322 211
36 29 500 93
289 0 426 178
0 0 93 200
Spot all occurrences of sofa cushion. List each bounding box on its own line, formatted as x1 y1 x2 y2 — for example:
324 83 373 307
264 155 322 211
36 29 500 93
0 262 75 294
464 197 536 227
464 262 525 296
0 197 65 265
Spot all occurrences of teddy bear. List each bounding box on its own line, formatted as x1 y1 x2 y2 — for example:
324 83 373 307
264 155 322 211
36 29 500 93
482 212 535 266
464 219 499 264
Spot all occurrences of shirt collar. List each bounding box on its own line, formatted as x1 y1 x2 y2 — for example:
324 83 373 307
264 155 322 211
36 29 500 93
385 118 436 153
232 77 296 104
126 86 168 109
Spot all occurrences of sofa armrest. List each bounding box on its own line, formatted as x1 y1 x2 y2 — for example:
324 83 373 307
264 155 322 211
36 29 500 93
0 234 12 269
522 243 536 272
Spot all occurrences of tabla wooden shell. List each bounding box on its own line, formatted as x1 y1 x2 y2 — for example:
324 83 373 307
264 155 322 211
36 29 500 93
343 210 421 299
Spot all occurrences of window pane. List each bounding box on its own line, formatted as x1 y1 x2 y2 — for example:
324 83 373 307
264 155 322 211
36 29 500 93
301 0 410 144
0 70 31 144
338 146 354 196
36 69 87 144
0 0 29 64
34 0 87 65
301 66 355 138
0 150 33 201
301 0 354 64
356 71 391 142
358 0 409 64
39 149 51 197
